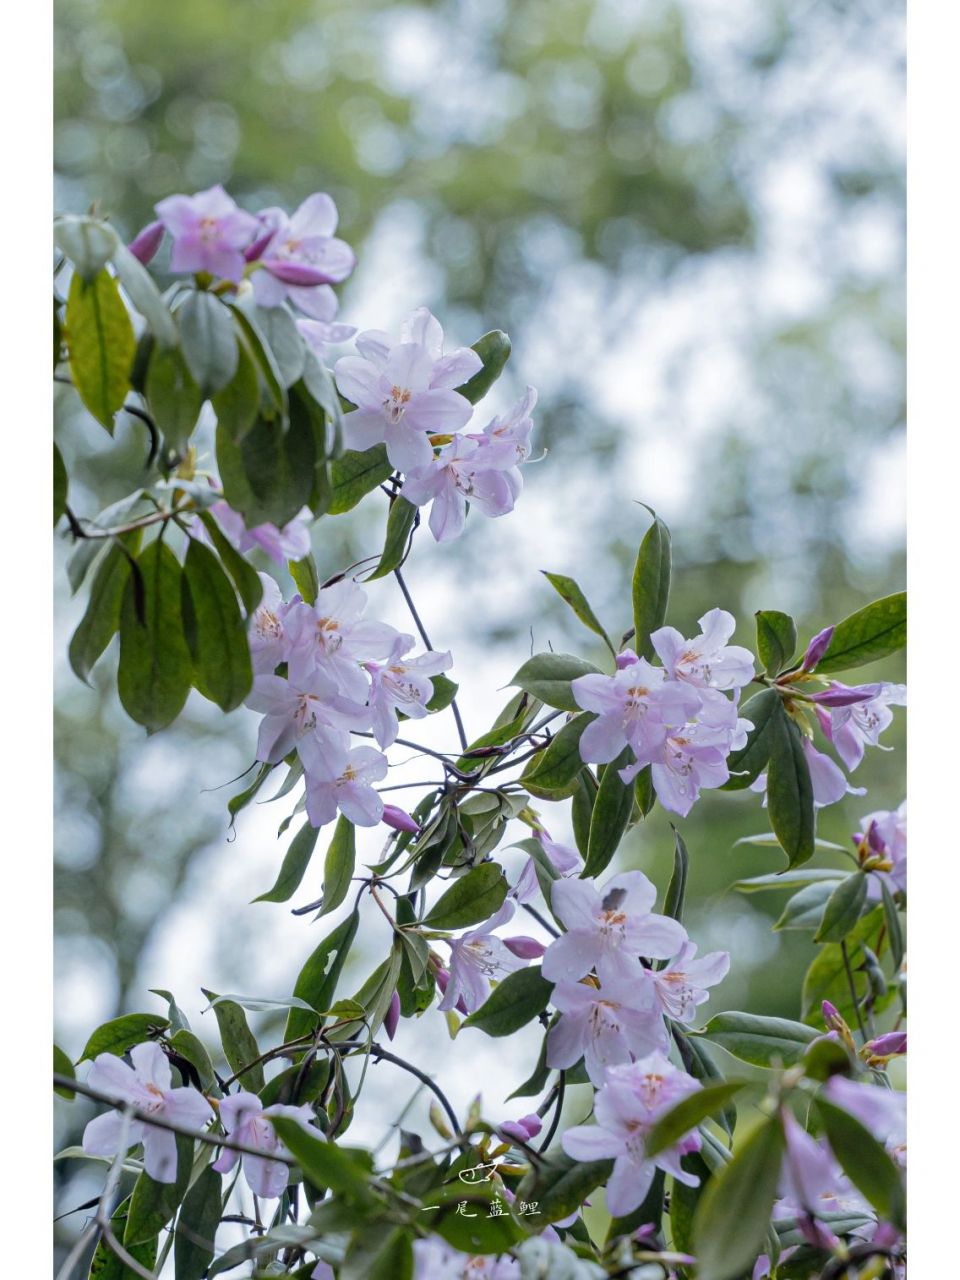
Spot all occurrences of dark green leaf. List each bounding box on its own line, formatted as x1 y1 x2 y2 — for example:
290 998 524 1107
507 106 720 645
254 304 306 386
455 329 511 403
422 864 509 929
174 1164 222 1280
124 1134 193 1246
631 509 671 660
800 907 891 1025
645 1081 748 1157
111 240 177 347
270 1117 374 1203
211 331 260 442
421 1179 527 1254
817 593 907 673
880 881 904 969
773 880 839 931
216 408 316 529
117 541 193 732
670 1153 711 1257
694 1012 819 1068
367 497 418 579
509 652 601 713
178 290 238 396
228 303 286 415
254 821 320 904
341 1225 414 1280
66 268 135 431
693 1114 785 1280
182 538 252 711
571 769 597 857
54 1044 76 1099
755 611 797 676
300 348 343 444
633 763 656 817
722 688 783 790
68 533 141 684
814 1098 905 1227
88 1195 157 1278
542 572 615 654
319 815 356 917
766 712 815 867
168 1029 217 1092
583 749 634 878
426 674 459 713
54 443 68 526
79 1013 169 1062
521 713 593 799
814 872 868 943
201 990 264 1091
328 444 394 514
228 762 273 823
672 1030 735 1137
54 214 120 281
196 510 263 614
663 827 689 922
144 344 204 452
462 966 553 1036
515 1152 612 1224
284 910 360 1041
289 553 319 604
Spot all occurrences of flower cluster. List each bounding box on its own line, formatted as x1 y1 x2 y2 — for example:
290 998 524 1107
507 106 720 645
245 572 451 829
335 308 537 542
573 609 755 816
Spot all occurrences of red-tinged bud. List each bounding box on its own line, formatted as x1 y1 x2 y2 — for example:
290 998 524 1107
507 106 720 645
244 227 276 262
261 258 335 286
503 936 546 959
801 625 834 672
385 991 401 1041
864 1031 907 1058
822 1000 842 1028
616 650 640 669
127 219 164 266
500 1113 542 1142
810 681 882 708
382 804 420 835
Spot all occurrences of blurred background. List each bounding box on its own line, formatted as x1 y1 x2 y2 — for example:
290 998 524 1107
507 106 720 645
54 0 905 1260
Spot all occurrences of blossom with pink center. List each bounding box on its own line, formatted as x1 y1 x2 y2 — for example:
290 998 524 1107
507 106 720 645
542 870 687 986
651 608 755 691
860 800 907 898
818 682 906 771
546 974 667 1084
640 940 730 1023
297 314 356 359
284 581 400 702
438 902 526 1014
411 1238 520 1279
245 670 367 775
82 1042 213 1183
751 737 866 810
154 185 260 283
401 432 524 542
364 633 453 747
571 653 701 772
513 831 583 905
247 574 294 675
561 1053 702 1217
640 687 752 816
212 1091 315 1199
304 744 389 829
250 193 356 315
205 499 313 567
334 308 480 473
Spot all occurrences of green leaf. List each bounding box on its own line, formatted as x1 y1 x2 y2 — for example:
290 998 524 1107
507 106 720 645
755 611 797 676
571 769 597 857
773 880 840 931
144 343 204 452
79 1013 169 1062
88 1195 157 1278
722 688 783 790
201 989 264 1091
816 592 907 673
541 572 615 654
520 713 593 799
328 444 394 514
196 510 264 614
173 1164 222 1280
734 869 845 894
800 907 890 1025
270 1117 375 1203
423 864 509 929
510 652 601 713
631 509 671 660
117 540 193 732
815 1099 906 1227
255 304 306 386
168 1028 217 1092
341 1225 414 1280
228 303 286 415
463 966 554 1036
66 268 135 431
802 1035 856 1082
583 749 634 878
211 330 261 442
54 214 120 281
766 712 815 867
644 1081 749 1158
178 290 238 396
149 988 191 1033
515 1152 612 1224
367 496 418 579
814 872 868 943
693 1115 785 1280
694 1012 819 1068
319 815 356 917
68 533 141 684
427 674 459 713
228 762 273 824
284 909 360 1042
216 409 316 529
54 443 68 526
880 881 904 970
124 1134 193 1246
663 827 689 922
254 821 320 904
633 762 656 817
456 329 511 403
289 553 320 605
669 1153 711 1257
672 1030 736 1137
181 538 252 711
300 348 343 443
111 240 178 347
54 1044 76 1098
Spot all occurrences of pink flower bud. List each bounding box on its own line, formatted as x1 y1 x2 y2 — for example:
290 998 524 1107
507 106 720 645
432 965 467 1015
262 259 337 286
822 1000 842 1030
500 1113 542 1142
503 935 546 959
244 227 276 262
616 649 640 669
384 991 401 1041
810 681 882 707
801 625 834 672
127 220 165 266
864 1031 907 1057
382 805 420 835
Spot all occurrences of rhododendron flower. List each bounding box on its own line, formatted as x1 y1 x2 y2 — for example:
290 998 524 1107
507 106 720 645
438 902 526 1014
155 184 260 283
248 574 293 675
297 314 356 358
823 1077 906 1154
384 991 401 1040
412 1238 520 1278
641 939 730 1022
83 1042 213 1183
513 831 583 905
251 193 356 315
245 670 366 773
304 744 388 828
546 975 666 1083
334 308 479 472
284 582 400 701
778 1111 847 1222
542 870 687 985
640 688 752 815
861 800 907 897
401 433 522 542
212 1091 315 1199
572 654 700 770
561 1053 702 1217
364 634 453 747
802 738 866 807
206 500 313 567
475 386 537 466
651 609 755 691
818 682 906 771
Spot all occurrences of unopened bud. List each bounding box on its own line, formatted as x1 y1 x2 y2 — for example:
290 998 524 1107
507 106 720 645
127 219 164 266
500 1113 542 1143
382 804 420 835
244 227 276 263
503 936 546 959
801 625 834 673
810 681 882 708
262 258 336 286
616 649 640 669
384 991 401 1041
863 1031 906 1059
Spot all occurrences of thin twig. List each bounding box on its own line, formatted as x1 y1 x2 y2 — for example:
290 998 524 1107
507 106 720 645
536 1073 566 1152
394 567 468 751
362 1044 462 1136
841 941 868 1041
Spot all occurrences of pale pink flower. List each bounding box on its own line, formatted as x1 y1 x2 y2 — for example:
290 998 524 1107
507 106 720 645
651 609 755 691
546 974 667 1084
212 1091 315 1199
155 185 259 283
304 744 389 828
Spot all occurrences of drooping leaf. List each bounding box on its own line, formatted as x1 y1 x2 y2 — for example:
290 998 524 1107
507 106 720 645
571 769 597 857
583 750 634 878
111 240 178 347
270 1118 375 1203
510 652 601 713
462 966 554 1037
367 496 418 579
755 610 797 676
816 592 907 673
54 1044 76 1099
644 1080 749 1158
255 304 307 387
284 910 360 1041
201 989 264 1091
196 510 263 614
766 710 815 866
117 540 193 732
168 1029 217 1092
228 302 286 415
181 538 252 711
814 872 868 943
663 827 689 922
881 881 905 970
422 864 509 930
216 408 316 529
541 572 615 654
123 1134 193 1246
520 713 593 799
68 532 141 683
211 331 261 442
254 821 320 904
631 509 671 660
173 1164 222 1280
328 444 394 514
79 1013 169 1062
318 815 356 917
178 289 238 396
693 1011 819 1068
66 268 135 431
54 443 68 526
722 688 783 790
144 343 205 452
455 329 511 403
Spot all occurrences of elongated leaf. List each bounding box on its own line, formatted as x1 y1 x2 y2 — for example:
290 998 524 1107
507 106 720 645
271 1118 375 1203
111 240 177 347
734 869 845 894
168 1028 217 1092
510 652 601 714
181 538 252 711
255 304 306 386
815 872 868 943
456 329 511 403
571 769 597 857
66 268 135 430
814 1098 905 1227
644 1080 748 1157
196 510 263 614
284 910 360 1041
773 880 839 931
118 540 193 731
423 864 509 929
54 443 68 526
800 907 891 1025
54 214 120 281
881 881 904 969
144 344 204 451
766 711 815 866
228 303 286 415
521 713 593 799
722 688 783 790
632 510 671 659
515 1152 612 1224
211 331 260 442
367 496 418 579
79 1013 169 1062
173 1164 222 1280
672 1030 736 1137
254 821 320 904
54 1044 76 1099
817 593 907 673
463 966 553 1036
693 1115 785 1280
694 1011 819 1067
341 1225 415 1280
124 1134 193 1246
663 828 689 922
68 532 141 683
289 552 319 604
755 611 797 677
584 750 634 878
542 572 614 653
178 290 238 395
328 444 394 514
201 989 264 1090
319 815 356 917
216 408 316 529
88 1194 157 1278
